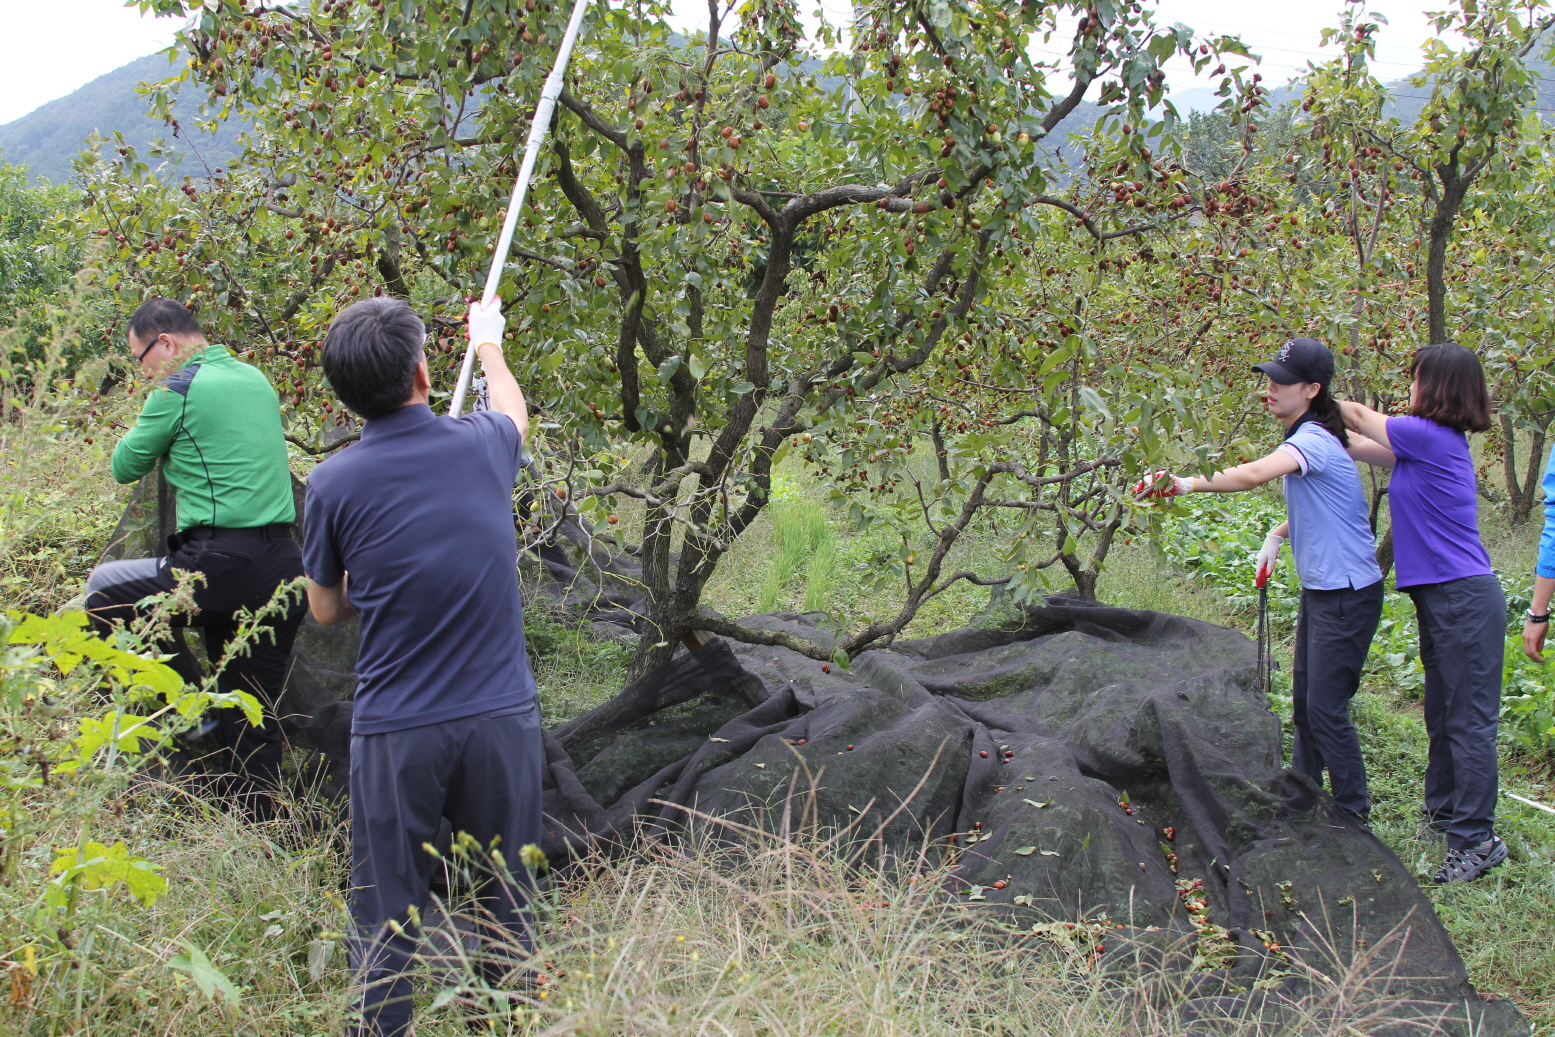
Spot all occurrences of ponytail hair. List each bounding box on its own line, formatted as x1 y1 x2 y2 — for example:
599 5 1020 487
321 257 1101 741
1309 384 1349 447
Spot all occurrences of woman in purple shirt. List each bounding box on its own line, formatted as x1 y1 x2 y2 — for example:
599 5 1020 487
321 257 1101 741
1340 343 1506 884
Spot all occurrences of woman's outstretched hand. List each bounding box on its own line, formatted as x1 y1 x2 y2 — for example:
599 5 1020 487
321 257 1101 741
1132 471 1195 497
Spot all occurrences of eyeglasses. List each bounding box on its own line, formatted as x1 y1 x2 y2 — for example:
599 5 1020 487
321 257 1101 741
135 334 166 363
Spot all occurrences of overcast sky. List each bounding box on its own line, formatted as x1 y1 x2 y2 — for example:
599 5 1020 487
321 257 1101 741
0 0 1458 127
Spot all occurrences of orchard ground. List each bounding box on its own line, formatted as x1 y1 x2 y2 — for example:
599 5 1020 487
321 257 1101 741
2 403 1552 1035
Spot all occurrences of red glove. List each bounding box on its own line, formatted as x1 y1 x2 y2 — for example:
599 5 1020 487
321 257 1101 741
1132 471 1195 498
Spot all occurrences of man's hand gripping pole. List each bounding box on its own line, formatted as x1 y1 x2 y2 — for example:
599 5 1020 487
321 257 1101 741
449 0 595 418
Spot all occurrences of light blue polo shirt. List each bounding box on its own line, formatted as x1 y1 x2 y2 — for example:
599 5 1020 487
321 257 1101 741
1278 420 1383 592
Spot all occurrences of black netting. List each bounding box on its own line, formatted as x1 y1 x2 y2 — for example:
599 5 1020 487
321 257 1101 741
102 473 1529 1037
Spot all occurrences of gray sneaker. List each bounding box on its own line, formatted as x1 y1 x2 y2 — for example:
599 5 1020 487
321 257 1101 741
1434 835 1508 884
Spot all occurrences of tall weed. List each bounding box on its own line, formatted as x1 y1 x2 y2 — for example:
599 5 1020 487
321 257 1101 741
756 502 834 614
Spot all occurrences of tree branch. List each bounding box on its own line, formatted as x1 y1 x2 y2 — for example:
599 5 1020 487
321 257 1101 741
693 613 834 662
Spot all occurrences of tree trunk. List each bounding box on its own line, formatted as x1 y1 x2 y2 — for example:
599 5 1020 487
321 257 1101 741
1067 566 1098 601
930 417 950 482
628 462 682 680
1070 515 1122 603
1501 410 1549 525
1425 165 1471 345
1375 526 1394 582
375 224 412 299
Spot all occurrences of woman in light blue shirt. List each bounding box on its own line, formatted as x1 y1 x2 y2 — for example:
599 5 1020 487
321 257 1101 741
1138 339 1382 822
1522 447 1555 663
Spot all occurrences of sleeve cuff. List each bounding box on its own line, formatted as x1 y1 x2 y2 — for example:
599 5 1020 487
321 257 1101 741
1278 442 1309 476
1537 562 1555 580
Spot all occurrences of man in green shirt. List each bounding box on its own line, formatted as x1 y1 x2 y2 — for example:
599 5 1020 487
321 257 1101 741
86 297 306 819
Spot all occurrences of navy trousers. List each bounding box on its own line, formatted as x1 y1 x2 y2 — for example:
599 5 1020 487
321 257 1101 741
349 702 544 1037
1408 574 1505 851
1291 580 1384 817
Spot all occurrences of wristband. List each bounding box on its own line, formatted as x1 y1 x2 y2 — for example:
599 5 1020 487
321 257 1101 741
1528 611 1550 624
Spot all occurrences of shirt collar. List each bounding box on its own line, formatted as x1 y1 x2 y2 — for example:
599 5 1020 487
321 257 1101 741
174 343 227 369
1283 408 1319 441
361 402 436 440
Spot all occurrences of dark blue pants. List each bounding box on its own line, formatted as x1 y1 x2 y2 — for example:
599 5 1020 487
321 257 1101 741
1408 574 1505 851
1291 580 1384 817
349 702 544 1037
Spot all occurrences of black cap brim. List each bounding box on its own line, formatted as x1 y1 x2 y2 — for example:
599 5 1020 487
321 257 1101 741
1253 361 1302 385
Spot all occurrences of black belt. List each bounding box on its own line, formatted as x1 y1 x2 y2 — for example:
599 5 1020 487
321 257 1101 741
172 524 294 550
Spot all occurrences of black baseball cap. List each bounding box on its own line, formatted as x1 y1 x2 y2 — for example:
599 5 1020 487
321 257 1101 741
1253 338 1334 387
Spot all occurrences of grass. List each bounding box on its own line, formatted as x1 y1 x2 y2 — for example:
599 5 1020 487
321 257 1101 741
0 778 355 1036
389 816 1500 1037
521 600 636 729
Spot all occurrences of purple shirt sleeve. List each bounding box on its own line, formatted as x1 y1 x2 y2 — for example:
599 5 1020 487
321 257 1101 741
1384 415 1429 462
302 477 344 588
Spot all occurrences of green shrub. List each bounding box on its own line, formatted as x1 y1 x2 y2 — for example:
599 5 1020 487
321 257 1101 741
1154 494 1299 628
1502 641 1555 758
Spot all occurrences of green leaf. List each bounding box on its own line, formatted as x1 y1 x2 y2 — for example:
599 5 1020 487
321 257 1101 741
1078 385 1112 422
168 941 242 1004
687 352 710 381
50 840 167 906
657 356 683 384
1013 845 1037 856
1036 346 1071 378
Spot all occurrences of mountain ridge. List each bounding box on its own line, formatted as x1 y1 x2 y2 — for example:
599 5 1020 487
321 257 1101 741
6 47 1551 186
0 53 245 183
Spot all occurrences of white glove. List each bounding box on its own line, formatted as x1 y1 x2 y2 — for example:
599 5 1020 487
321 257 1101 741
1255 531 1285 586
467 297 506 350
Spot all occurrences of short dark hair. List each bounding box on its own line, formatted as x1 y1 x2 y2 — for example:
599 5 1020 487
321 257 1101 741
1410 342 1492 433
128 297 203 343
321 297 426 419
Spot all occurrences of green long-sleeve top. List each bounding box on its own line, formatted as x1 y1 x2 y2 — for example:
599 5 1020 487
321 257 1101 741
111 344 296 531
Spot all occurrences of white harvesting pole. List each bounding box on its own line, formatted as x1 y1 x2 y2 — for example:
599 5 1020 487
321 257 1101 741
1506 790 1555 816
449 0 595 417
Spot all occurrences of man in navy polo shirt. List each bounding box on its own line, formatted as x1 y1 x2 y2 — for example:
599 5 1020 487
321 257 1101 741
303 295 538 1037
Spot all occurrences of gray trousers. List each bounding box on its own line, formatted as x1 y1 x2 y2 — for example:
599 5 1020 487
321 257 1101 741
1408 573 1505 850
1291 580 1384 817
349 701 543 1037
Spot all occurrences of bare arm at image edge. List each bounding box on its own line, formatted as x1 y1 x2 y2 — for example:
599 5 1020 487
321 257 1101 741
1525 448 1555 661
1346 432 1397 470
478 342 529 444
308 575 357 626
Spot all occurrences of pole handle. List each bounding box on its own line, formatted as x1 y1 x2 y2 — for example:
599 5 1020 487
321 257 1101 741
449 0 594 418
